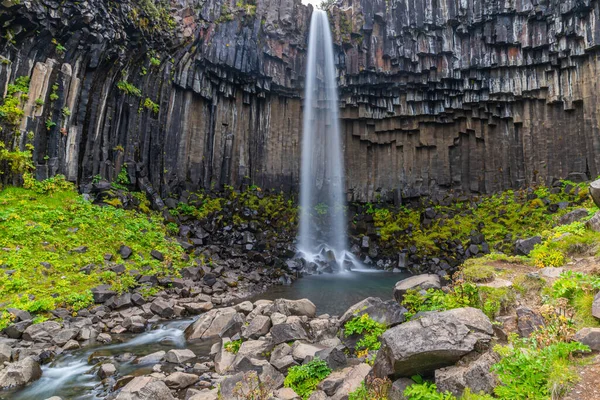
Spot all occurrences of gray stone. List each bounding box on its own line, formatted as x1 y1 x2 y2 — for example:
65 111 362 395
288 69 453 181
0 357 42 389
373 308 493 378
273 299 316 318
274 388 300 400
91 285 117 303
388 378 413 400
243 315 271 339
393 275 442 303
0 344 12 364
215 339 236 374
183 302 213 314
340 297 407 327
574 328 600 351
115 376 176 400
136 351 166 364
514 236 542 256
4 320 32 339
317 370 346 396
558 209 589 226
166 349 196 363
270 321 308 344
189 389 219 400
330 363 372 400
165 372 199 389
314 346 347 370
22 321 62 342
435 352 499 396
150 298 174 318
98 363 117 379
591 180 600 208
184 307 240 341
516 307 545 338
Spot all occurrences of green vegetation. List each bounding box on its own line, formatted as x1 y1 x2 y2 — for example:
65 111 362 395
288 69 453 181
143 98 160 114
0 183 189 329
52 38 66 54
348 378 391 400
404 381 495 399
217 3 234 23
49 84 59 102
284 358 331 399
402 282 480 320
0 76 30 126
128 0 177 33
117 80 142 97
545 271 600 329
492 337 588 399
344 313 387 352
224 339 243 354
363 182 591 264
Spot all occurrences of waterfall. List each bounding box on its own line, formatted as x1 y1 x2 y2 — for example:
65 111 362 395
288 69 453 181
297 9 358 272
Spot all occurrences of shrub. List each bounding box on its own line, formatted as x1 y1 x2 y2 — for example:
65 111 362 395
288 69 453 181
348 377 391 400
344 313 387 351
117 80 142 97
461 259 495 282
284 358 331 399
143 98 160 114
402 283 479 320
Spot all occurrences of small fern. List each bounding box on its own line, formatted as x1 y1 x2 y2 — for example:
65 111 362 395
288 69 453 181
284 358 331 399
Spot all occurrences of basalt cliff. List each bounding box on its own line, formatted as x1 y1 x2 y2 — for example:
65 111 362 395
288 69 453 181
1 0 600 202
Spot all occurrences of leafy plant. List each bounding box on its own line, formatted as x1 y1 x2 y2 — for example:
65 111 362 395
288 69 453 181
348 377 391 400
143 98 159 114
402 283 479 320
284 358 331 399
225 339 243 354
344 313 387 351
117 80 142 97
493 337 589 399
45 118 56 130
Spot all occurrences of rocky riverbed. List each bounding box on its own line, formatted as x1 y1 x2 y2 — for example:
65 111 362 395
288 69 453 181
0 272 506 399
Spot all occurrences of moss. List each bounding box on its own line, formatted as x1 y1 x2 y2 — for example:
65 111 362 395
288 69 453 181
0 184 190 327
117 80 142 97
461 259 495 283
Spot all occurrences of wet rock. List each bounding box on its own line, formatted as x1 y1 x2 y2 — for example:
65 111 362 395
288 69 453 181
165 372 199 389
373 308 493 378
166 349 196 363
106 293 132 309
516 307 545 337
98 363 117 379
514 237 542 256
183 302 213 314
574 328 600 351
0 357 42 389
115 376 175 400
136 351 166 364
393 275 442 303
63 340 80 351
150 298 174 318
52 328 79 346
97 333 112 344
270 321 308 344
123 316 146 333
340 297 406 327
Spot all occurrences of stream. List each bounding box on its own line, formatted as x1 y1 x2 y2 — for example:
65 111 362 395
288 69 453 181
5 270 407 399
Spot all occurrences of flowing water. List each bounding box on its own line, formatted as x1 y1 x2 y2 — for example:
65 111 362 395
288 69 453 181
298 10 356 270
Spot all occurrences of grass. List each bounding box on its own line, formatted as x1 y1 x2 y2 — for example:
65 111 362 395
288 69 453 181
0 185 189 328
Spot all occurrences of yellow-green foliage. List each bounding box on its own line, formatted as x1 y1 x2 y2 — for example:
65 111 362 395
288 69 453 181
0 76 30 126
0 184 189 328
143 97 159 114
461 259 495 282
117 80 142 97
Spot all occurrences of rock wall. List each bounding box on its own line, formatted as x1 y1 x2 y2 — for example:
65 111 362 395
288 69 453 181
1 0 600 202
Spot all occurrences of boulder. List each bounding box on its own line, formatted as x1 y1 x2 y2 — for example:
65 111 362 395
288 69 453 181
215 339 236 374
235 339 273 360
164 372 199 389
314 346 347 370
273 299 316 318
373 308 493 378
340 297 407 327
274 388 301 400
590 179 600 208
150 298 175 318
189 389 219 400
183 302 213 314
291 342 326 362
22 321 62 342
123 316 146 333
136 351 165 364
4 320 32 339
557 209 589 226
0 357 42 389
514 236 542 256
91 285 117 303
591 292 600 320
242 315 271 340
317 370 346 396
574 328 600 351
0 344 12 364
270 321 308 344
166 349 196 363
184 308 242 341
393 275 441 303
586 212 600 232
516 307 545 337
115 376 175 400
98 363 117 379
434 352 499 396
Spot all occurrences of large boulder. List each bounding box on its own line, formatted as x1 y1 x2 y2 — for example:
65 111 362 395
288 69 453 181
270 321 308 344
516 307 545 338
340 297 407 327
242 315 271 339
184 308 243 341
586 212 600 232
434 352 499 396
557 209 589 226
393 275 442 303
115 376 175 400
373 308 493 378
330 363 372 400
22 321 62 342
0 357 42 389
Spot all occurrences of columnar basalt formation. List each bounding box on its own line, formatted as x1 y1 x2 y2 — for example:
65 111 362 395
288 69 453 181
1 0 600 202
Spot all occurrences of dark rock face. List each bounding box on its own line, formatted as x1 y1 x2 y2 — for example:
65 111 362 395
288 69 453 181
2 0 600 200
